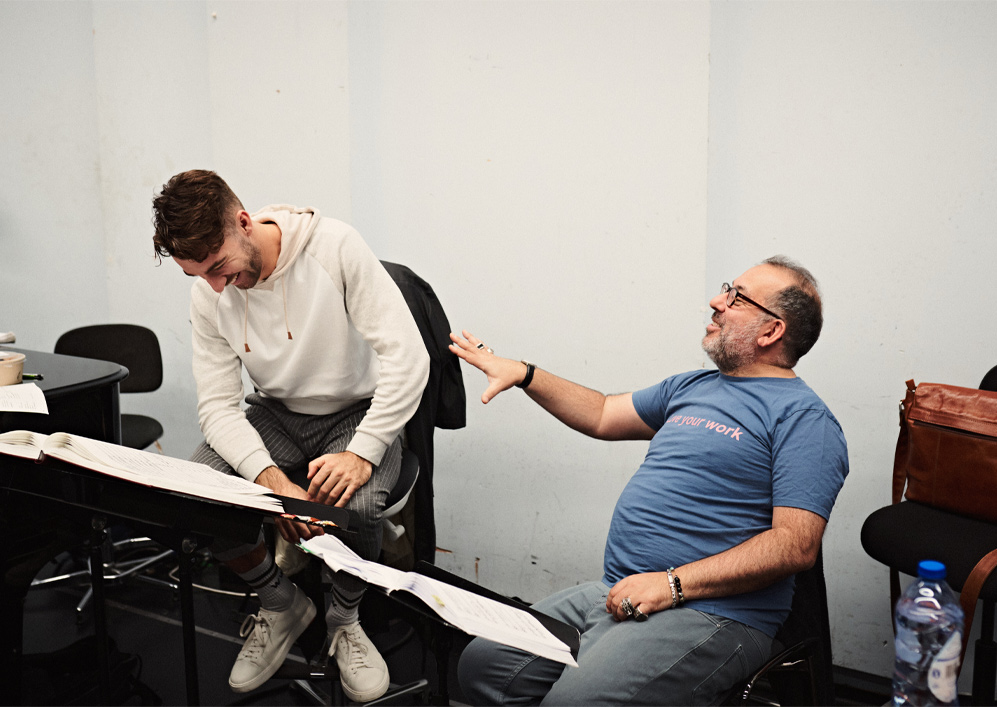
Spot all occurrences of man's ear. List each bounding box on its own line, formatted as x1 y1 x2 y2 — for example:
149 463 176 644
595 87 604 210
236 209 253 237
756 318 786 350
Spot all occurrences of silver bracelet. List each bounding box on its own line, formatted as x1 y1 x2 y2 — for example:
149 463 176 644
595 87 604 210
673 572 686 606
665 568 678 609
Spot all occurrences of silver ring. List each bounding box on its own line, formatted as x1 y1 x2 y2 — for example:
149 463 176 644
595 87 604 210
476 342 485 349
486 347 494 354
620 597 635 617
633 606 648 622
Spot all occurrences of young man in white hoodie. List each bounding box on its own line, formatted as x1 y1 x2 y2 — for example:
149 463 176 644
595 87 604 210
152 170 429 701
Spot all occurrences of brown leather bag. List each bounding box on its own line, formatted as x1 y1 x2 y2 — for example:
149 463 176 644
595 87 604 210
893 379 997 671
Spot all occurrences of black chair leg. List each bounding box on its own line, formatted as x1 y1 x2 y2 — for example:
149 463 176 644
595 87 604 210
972 602 996 706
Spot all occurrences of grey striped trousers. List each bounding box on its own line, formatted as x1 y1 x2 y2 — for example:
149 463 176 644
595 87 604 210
192 394 401 590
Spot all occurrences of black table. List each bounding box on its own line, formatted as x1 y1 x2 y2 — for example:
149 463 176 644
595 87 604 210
1 347 129 703
0 347 127 444
0 348 348 705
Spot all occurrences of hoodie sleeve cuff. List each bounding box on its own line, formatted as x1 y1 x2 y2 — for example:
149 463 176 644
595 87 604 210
236 449 279 483
346 430 388 467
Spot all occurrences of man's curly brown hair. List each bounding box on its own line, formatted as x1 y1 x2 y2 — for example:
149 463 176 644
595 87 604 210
152 170 244 263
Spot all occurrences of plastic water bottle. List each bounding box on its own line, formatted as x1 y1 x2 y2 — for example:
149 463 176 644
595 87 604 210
892 560 965 706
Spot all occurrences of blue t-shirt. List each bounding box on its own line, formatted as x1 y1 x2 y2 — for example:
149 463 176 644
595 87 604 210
602 370 849 637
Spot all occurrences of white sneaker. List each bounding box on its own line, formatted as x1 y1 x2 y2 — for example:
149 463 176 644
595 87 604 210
330 622 390 702
228 585 316 693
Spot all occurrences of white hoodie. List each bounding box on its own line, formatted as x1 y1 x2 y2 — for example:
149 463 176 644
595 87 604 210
189 205 429 482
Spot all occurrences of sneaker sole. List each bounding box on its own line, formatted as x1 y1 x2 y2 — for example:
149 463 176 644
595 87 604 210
340 669 390 703
229 598 317 693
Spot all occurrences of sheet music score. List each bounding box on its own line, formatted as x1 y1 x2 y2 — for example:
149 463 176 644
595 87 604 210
50 434 282 511
0 383 48 414
0 430 281 513
302 534 577 666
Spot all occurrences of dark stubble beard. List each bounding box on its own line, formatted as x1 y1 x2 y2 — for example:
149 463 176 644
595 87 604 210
235 238 264 289
702 319 763 374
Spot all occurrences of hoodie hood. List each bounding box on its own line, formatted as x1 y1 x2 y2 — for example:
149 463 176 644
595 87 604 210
250 205 320 286
238 205 321 349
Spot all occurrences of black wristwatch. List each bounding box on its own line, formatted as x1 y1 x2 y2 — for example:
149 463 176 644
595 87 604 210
516 360 536 389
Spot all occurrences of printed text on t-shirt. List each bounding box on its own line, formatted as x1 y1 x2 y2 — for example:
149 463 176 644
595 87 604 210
665 414 742 440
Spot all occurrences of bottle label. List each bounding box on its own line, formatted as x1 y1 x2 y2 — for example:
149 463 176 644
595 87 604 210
928 631 962 703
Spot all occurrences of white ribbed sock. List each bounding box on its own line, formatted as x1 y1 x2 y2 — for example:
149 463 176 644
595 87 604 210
325 583 363 629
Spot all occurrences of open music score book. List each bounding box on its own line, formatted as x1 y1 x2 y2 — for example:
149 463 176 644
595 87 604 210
302 534 578 667
0 429 282 514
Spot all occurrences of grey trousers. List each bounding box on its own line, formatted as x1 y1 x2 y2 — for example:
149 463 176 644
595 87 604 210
458 581 773 706
193 395 402 593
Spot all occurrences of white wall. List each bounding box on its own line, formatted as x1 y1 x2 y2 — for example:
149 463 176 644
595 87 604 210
1 2 109 335
707 1 997 681
2 0 995 684
346 0 711 598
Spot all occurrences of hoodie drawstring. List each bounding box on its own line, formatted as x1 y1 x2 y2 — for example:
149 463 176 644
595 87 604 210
282 278 293 341
244 290 251 353
242 280 292 353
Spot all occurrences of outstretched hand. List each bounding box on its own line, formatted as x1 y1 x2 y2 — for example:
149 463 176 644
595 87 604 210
449 330 528 404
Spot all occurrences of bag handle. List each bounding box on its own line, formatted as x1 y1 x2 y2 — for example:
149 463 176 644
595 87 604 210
957 548 997 674
889 381 918 627
892 380 917 505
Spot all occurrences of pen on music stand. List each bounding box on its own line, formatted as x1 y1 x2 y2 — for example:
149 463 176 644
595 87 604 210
22 373 44 380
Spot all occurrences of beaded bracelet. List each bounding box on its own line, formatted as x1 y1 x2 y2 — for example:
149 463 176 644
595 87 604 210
673 572 686 606
665 568 678 608
666 567 686 607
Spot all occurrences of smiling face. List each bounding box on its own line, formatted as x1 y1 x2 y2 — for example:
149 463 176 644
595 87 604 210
173 226 263 293
702 264 789 374
702 313 767 373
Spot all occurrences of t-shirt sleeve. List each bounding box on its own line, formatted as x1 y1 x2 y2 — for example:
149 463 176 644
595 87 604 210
771 408 849 520
632 376 682 431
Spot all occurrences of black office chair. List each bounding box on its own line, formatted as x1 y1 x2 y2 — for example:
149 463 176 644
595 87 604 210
54 324 165 451
724 549 833 705
380 261 467 567
264 261 464 703
861 367 997 706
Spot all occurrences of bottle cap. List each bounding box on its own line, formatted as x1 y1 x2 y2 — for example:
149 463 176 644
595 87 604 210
918 559 947 580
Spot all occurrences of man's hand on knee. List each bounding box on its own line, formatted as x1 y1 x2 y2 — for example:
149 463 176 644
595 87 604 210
607 572 674 621
307 451 373 508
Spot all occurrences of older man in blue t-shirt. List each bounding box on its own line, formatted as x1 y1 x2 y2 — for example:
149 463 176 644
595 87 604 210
450 256 849 705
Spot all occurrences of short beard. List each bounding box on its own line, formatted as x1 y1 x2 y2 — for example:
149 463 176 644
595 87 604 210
702 319 762 374
236 239 264 289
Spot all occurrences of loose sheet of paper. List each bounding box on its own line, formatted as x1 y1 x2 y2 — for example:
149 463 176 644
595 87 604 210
302 534 577 666
0 383 48 414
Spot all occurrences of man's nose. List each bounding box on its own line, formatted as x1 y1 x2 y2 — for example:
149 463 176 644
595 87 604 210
708 292 727 311
207 274 226 293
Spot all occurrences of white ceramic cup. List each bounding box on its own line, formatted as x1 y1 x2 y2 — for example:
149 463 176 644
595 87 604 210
0 351 26 386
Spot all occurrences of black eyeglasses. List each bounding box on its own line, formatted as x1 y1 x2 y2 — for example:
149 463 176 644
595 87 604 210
721 283 782 321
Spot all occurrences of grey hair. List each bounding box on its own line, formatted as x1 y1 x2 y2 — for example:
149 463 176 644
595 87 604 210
762 256 823 367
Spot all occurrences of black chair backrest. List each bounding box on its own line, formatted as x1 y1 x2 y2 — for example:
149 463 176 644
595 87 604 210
772 549 834 705
55 324 163 394
981 365 997 392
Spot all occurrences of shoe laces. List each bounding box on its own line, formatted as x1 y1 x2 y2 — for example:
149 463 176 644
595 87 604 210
238 612 273 662
338 626 375 673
